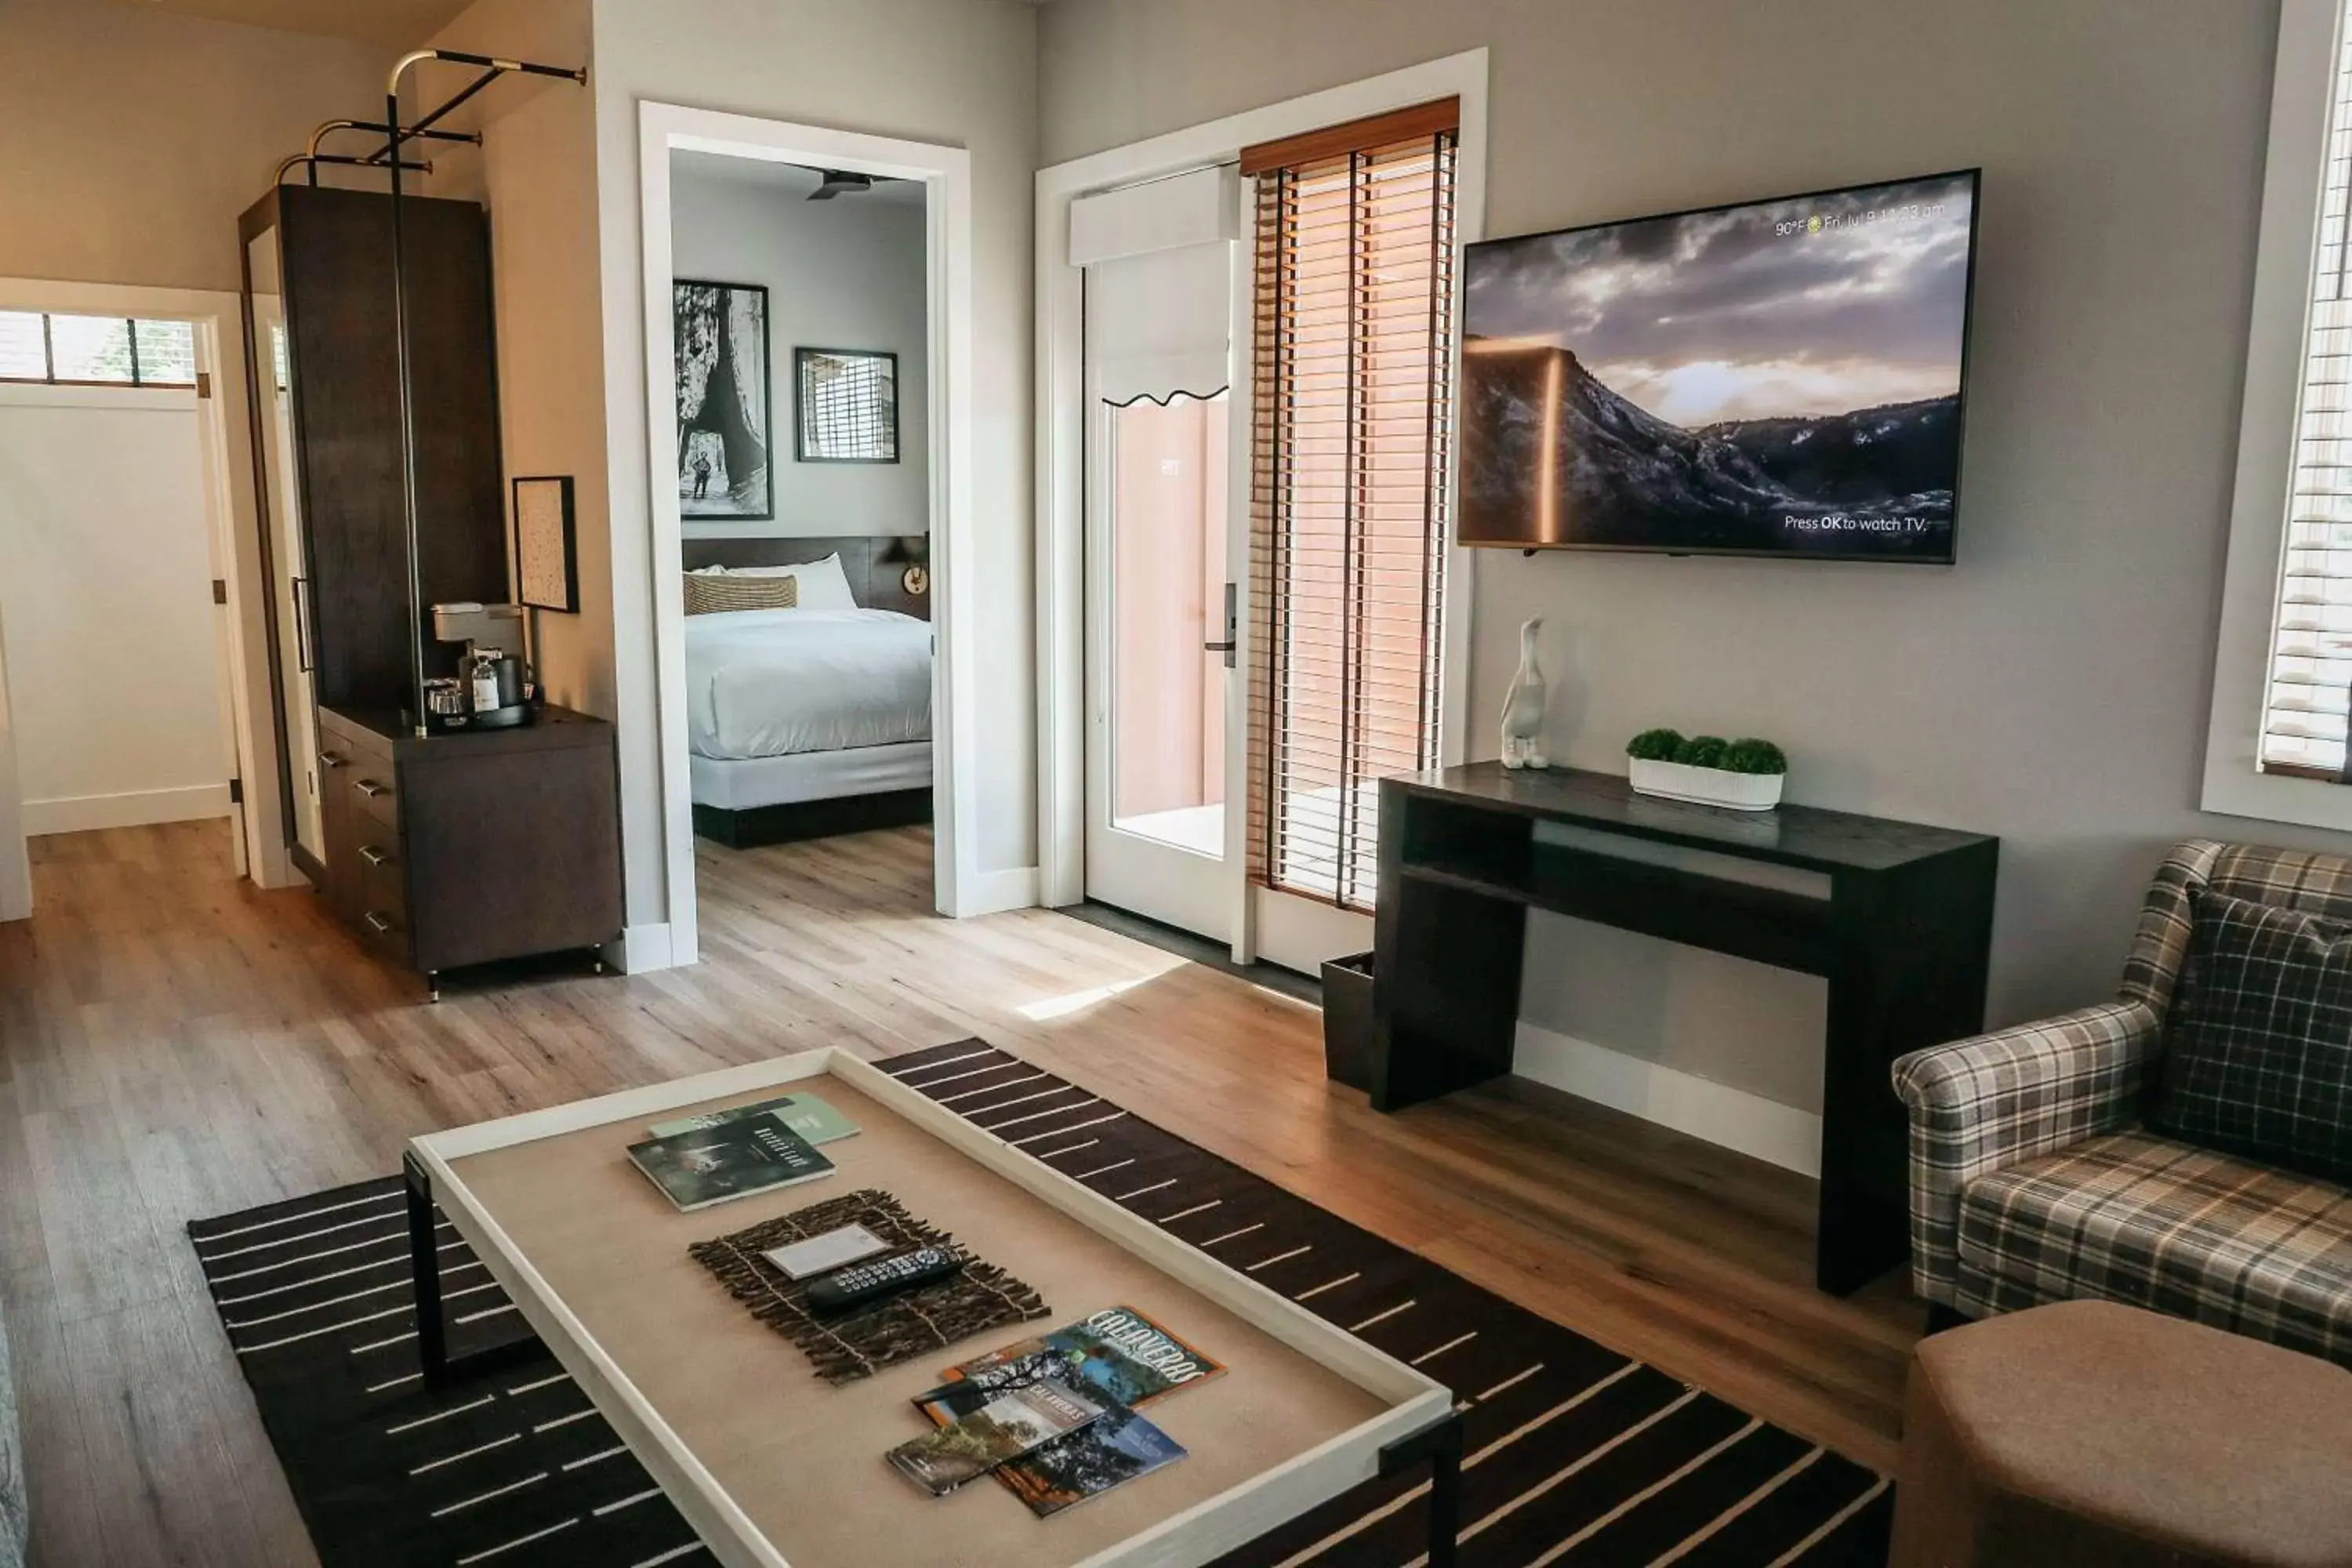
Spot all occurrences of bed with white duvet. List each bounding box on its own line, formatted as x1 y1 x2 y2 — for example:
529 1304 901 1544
684 601 934 824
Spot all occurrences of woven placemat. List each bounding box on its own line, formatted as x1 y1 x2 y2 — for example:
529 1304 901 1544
688 1188 1049 1384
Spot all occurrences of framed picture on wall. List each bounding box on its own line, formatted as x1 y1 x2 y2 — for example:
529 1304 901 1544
513 475 578 613
674 279 773 519
795 347 900 464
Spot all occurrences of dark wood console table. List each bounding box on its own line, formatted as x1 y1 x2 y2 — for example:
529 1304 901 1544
1371 763 1997 1294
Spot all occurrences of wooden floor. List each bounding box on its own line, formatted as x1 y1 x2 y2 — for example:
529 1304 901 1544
0 819 1921 1567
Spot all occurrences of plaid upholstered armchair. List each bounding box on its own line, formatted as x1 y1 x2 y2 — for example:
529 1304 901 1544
1891 840 2352 1365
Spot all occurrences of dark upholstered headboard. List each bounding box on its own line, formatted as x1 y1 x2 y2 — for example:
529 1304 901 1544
679 535 929 620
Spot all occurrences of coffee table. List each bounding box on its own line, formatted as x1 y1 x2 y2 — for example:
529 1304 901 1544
401 1047 1462 1568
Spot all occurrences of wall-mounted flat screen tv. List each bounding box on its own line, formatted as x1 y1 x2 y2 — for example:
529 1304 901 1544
1457 169 1980 562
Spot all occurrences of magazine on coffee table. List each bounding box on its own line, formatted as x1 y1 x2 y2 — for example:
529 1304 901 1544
912 1307 1212 1515
932 1305 1223 1409
886 1381 1105 1497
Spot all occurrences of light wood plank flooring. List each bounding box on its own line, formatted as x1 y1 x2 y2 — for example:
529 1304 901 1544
0 819 1921 1568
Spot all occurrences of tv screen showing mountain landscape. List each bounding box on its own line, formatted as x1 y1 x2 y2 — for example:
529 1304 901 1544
1457 170 1978 561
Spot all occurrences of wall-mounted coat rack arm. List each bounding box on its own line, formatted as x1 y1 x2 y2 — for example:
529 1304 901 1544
382 47 586 735
274 151 432 186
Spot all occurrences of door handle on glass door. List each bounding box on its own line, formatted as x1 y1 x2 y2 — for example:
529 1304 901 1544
1203 582 1238 668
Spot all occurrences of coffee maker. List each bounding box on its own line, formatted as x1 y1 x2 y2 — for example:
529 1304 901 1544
426 602 533 731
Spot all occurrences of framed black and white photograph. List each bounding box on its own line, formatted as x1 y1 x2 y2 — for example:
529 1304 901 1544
513 475 578 612
674 279 772 519
795 347 899 464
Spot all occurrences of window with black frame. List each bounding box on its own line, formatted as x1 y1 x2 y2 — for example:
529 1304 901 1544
0 311 196 387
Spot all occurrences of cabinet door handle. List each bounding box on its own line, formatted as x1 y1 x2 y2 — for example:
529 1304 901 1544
292 575 315 673
354 779 390 798
358 845 391 866
319 750 347 769
363 911 393 935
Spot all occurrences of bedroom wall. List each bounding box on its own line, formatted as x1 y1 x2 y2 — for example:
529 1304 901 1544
0 0 394 293
590 0 1040 938
1039 0 2312 1125
670 162 932 541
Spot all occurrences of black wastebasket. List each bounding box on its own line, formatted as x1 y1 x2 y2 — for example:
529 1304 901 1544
1320 951 1375 1091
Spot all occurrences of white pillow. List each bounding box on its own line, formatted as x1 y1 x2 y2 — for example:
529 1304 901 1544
720 554 858 612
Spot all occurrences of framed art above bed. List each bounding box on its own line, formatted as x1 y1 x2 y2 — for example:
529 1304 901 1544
676 280 774 520
794 347 899 464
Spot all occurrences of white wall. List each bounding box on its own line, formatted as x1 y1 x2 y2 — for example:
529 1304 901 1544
0 384 230 833
671 162 931 540
590 0 1040 942
1038 0 2337 1120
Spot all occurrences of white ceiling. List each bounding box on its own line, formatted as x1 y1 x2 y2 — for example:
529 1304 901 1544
671 151 928 207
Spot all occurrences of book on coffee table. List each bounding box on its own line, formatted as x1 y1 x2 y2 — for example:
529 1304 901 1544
885 1381 1105 1497
626 1117 834 1212
644 1091 860 1145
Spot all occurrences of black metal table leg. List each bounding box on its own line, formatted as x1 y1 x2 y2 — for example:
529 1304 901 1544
404 1151 453 1386
405 1150 539 1388
1380 1410 1465 1568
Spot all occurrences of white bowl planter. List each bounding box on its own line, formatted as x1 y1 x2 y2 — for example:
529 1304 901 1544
1628 758 1784 811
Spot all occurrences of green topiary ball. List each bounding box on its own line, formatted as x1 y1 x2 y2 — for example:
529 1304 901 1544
1723 738 1788 775
1626 728 1685 762
1678 735 1730 769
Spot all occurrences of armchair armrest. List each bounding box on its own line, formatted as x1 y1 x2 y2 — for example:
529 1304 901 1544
1889 1000 2163 1305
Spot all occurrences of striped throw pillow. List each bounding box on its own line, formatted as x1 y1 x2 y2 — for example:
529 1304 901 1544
684 573 799 615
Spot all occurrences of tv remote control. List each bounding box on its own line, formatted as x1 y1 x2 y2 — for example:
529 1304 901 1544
804 1247 963 1318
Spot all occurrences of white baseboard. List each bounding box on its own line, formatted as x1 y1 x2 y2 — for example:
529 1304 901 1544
24 783 230 836
952 865 1040 918
1513 1021 1823 1178
610 922 680 975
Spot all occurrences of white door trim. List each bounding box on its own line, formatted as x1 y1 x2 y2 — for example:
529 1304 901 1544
0 277 289 898
636 102 979 956
1034 51 1490 956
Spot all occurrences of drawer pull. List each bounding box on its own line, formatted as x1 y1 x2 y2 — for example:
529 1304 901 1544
358 845 392 867
319 750 348 769
354 779 390 799
363 911 394 935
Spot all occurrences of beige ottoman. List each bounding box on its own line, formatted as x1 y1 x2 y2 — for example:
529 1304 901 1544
1890 1300 2352 1568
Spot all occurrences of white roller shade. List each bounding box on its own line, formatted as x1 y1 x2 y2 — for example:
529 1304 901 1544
1084 241 1232 406
1075 165 1235 406
1069 164 1236 266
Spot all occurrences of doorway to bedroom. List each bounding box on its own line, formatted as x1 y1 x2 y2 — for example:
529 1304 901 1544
663 143 941 926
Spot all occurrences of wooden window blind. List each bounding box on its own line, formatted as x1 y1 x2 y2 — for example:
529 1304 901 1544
2263 5 2352 779
1246 103 1457 910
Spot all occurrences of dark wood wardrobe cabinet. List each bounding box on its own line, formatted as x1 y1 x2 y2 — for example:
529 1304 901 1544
240 183 506 718
242 183 622 989
317 706 623 989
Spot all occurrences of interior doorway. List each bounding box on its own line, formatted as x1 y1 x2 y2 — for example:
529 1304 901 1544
636 103 979 964
0 280 285 915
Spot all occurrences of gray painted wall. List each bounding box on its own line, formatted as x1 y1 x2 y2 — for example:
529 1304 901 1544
1041 0 2328 1110
670 165 931 541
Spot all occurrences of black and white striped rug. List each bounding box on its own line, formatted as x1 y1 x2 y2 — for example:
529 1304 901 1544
189 1039 1893 1567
